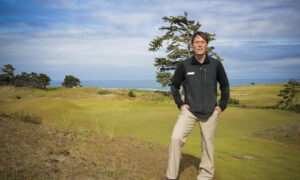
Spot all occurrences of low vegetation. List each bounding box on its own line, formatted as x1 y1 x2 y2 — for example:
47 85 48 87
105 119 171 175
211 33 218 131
127 89 136 97
0 84 299 180
97 89 112 95
0 112 202 180
0 112 42 125
227 97 241 107
251 120 300 145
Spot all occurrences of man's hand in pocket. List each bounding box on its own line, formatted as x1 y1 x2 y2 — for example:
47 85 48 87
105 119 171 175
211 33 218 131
180 104 190 111
215 106 222 113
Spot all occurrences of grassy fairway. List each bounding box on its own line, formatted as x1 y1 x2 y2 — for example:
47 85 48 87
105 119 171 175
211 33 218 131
229 83 286 107
0 85 299 179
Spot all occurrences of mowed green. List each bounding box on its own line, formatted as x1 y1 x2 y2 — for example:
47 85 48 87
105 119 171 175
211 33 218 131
0 85 299 180
229 83 287 107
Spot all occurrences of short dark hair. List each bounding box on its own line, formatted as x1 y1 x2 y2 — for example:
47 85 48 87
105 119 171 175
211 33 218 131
191 31 209 44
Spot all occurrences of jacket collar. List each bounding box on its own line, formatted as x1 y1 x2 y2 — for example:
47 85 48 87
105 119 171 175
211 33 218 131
191 53 210 65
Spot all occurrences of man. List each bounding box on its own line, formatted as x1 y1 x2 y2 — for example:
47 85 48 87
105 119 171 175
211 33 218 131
165 31 230 180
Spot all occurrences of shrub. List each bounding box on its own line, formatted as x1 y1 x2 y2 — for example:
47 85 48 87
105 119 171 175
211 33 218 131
228 97 239 105
128 90 136 97
97 89 111 95
290 104 300 113
254 105 277 110
154 90 172 97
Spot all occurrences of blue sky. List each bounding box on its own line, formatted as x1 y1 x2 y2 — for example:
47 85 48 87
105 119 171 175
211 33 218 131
0 0 300 81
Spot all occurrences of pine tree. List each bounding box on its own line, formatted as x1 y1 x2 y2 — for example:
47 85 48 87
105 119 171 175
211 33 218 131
277 79 300 110
149 11 222 87
62 75 81 88
13 72 51 89
0 64 15 85
37 73 51 89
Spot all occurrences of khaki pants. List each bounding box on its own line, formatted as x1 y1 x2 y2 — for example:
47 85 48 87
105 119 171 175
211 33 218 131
166 107 219 180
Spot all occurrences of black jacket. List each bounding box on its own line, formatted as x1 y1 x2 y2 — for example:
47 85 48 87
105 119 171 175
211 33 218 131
170 55 230 118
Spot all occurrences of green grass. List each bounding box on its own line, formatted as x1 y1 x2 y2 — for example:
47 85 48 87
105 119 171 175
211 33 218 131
0 85 299 179
229 83 286 107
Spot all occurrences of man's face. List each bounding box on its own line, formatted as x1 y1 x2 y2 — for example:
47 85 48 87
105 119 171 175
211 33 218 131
192 35 208 56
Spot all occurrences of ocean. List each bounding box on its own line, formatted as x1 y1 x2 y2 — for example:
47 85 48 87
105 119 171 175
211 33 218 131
49 79 298 91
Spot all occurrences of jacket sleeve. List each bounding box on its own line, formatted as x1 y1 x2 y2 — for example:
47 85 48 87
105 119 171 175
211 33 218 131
217 61 230 111
170 62 185 110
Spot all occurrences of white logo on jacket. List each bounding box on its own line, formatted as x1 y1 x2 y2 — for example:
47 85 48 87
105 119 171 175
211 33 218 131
187 72 195 75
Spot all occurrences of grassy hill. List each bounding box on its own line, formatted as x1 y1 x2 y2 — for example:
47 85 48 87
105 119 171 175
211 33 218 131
0 113 170 179
0 84 299 179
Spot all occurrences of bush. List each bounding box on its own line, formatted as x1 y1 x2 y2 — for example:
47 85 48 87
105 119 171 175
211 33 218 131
290 104 300 113
128 90 136 97
255 105 276 109
228 97 239 105
154 90 172 97
97 89 111 95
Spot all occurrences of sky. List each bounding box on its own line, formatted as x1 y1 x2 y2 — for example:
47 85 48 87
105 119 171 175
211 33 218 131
0 0 300 81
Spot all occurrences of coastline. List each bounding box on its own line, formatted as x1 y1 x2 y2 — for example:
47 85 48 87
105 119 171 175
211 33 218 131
49 79 299 91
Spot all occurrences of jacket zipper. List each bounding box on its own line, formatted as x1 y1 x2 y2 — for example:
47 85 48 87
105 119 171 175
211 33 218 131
199 67 204 112
200 67 207 83
200 67 203 84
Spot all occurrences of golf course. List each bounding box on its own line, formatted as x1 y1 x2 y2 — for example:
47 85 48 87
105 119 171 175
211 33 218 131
0 83 299 180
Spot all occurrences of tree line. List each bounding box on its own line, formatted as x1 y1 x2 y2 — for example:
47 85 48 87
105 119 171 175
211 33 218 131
0 64 81 89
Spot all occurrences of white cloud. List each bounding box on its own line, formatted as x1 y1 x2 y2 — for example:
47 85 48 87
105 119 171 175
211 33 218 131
41 0 111 11
1 0 300 80
224 57 300 67
256 58 300 66
222 56 300 79
182 0 300 39
0 28 157 68
211 39 300 47
92 11 156 27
